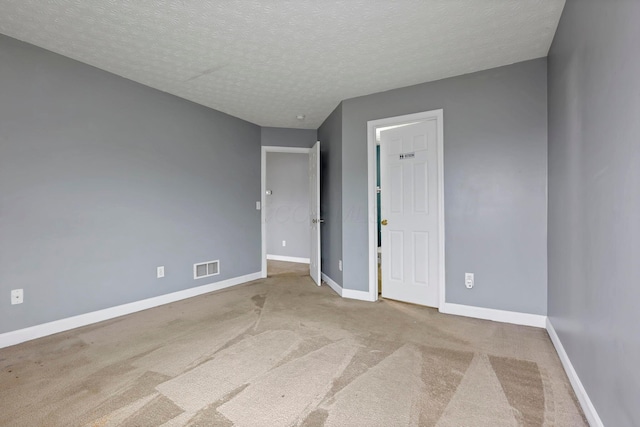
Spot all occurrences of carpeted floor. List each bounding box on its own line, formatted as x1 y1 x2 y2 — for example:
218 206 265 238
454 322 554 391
0 261 587 426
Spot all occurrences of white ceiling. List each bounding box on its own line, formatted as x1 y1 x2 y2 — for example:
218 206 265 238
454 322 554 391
0 1 565 129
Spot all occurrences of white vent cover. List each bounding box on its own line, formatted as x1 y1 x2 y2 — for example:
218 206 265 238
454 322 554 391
194 260 220 279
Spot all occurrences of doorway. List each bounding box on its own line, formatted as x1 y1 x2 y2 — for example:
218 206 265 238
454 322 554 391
367 110 445 308
261 144 321 285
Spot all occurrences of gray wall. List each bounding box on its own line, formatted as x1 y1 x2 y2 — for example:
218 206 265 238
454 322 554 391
317 103 343 285
261 127 317 148
341 59 548 315
265 152 310 259
0 34 261 334
548 1 640 425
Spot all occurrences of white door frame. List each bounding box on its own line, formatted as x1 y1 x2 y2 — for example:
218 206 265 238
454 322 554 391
366 110 446 307
261 146 311 278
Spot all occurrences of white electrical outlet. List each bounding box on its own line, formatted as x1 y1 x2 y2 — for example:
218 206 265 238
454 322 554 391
282 240 286 247
338 260 343 271
256 201 261 210
157 266 165 278
11 289 23 305
465 273 474 289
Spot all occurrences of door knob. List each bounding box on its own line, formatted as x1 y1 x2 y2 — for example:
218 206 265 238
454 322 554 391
381 219 388 226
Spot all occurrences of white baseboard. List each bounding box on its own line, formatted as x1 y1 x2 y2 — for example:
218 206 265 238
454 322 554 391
0 271 262 349
321 273 342 297
439 302 547 328
546 318 604 427
266 254 310 264
320 273 375 302
342 288 376 302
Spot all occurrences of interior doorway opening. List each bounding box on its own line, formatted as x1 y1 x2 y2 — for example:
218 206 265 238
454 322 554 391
374 122 420 295
367 110 445 308
260 144 321 285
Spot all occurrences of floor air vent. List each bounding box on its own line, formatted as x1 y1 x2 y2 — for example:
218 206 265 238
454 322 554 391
194 260 219 279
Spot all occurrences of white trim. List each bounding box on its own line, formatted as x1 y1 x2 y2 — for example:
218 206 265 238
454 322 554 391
261 146 311 279
261 146 311 154
322 272 342 297
436 112 446 309
0 271 261 349
439 302 547 328
546 318 604 427
342 288 377 302
266 254 310 264
321 273 374 301
367 110 446 306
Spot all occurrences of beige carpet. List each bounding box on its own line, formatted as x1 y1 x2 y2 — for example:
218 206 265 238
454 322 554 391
0 261 587 426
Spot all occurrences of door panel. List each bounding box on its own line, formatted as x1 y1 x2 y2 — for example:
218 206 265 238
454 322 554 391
380 120 440 307
390 165 404 213
413 162 428 213
390 231 404 281
309 142 321 286
413 231 429 286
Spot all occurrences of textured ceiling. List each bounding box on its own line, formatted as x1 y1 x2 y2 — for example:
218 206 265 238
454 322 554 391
0 1 565 129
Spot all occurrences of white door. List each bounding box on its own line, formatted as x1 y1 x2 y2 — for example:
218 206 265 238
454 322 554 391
309 141 321 285
380 120 440 307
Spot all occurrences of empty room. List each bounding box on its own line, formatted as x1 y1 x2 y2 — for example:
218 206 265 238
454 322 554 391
0 1 637 426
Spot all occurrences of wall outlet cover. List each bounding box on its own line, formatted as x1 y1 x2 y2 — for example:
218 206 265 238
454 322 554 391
465 273 474 289
157 266 165 278
11 289 24 305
